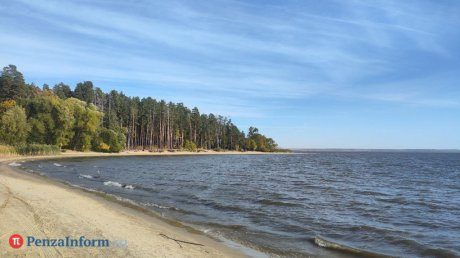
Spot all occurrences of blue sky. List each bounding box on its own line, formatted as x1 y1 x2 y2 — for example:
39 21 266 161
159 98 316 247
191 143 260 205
1 0 459 149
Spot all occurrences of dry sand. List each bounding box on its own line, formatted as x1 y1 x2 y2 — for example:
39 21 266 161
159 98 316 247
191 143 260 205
0 151 259 257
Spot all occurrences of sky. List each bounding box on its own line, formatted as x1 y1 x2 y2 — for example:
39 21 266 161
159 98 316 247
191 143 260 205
0 0 459 149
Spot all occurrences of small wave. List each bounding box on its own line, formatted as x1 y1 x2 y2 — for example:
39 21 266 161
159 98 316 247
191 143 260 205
111 195 139 206
103 181 135 189
376 196 408 205
421 247 458 257
354 189 389 196
104 181 123 187
200 221 248 231
53 163 64 167
207 201 247 212
313 236 392 257
257 199 299 207
202 228 212 234
385 236 458 257
135 185 160 193
143 202 173 210
191 195 248 212
79 174 94 179
8 162 21 167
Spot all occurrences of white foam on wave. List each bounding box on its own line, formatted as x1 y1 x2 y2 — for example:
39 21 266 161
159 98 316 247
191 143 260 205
53 163 64 167
8 162 21 167
103 181 135 189
143 202 171 209
104 181 123 187
79 174 94 179
112 195 138 205
109 196 173 215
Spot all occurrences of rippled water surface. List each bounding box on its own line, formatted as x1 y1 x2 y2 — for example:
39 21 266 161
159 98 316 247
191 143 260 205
21 152 460 257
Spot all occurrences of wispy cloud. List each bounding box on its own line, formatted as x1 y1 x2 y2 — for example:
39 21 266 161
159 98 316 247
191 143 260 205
1 0 459 147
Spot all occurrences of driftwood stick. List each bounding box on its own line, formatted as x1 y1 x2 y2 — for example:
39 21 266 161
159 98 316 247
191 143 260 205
159 233 205 248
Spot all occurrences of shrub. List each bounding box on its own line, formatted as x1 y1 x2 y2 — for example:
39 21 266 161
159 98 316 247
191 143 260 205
94 142 110 152
92 128 125 153
246 139 257 151
183 140 197 152
15 144 60 156
0 144 17 155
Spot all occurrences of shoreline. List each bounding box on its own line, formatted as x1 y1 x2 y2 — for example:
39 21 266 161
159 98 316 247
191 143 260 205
1 149 277 163
0 151 269 257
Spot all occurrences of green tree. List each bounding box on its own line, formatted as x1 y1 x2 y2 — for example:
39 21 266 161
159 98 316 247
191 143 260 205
0 106 30 145
191 107 200 143
93 87 105 110
0 64 281 153
247 139 257 151
25 95 73 147
0 65 26 101
245 126 278 152
248 126 259 138
53 83 72 99
65 98 102 151
74 81 95 104
0 99 16 113
93 128 125 152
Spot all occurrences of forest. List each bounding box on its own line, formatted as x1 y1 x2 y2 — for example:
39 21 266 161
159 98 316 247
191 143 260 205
0 65 280 154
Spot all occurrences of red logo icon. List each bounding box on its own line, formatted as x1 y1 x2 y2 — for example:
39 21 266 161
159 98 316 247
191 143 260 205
9 234 24 249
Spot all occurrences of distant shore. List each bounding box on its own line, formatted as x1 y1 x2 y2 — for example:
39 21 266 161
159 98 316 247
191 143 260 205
0 151 264 257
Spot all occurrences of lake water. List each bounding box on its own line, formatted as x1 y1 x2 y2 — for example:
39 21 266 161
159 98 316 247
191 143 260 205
20 151 460 257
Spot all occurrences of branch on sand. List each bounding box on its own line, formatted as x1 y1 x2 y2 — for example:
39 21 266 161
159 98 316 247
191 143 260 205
159 233 205 248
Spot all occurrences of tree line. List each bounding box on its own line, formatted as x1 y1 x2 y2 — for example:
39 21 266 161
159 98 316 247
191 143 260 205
0 65 280 153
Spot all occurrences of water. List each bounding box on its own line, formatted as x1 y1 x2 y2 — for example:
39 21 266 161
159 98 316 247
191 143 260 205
20 152 460 257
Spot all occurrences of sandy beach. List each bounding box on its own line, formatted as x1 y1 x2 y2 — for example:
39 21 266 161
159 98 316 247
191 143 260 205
0 151 258 257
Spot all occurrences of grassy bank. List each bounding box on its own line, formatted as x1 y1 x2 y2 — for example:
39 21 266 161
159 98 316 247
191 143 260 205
0 144 60 156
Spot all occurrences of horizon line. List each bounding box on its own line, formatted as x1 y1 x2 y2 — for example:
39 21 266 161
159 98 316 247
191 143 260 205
287 148 460 152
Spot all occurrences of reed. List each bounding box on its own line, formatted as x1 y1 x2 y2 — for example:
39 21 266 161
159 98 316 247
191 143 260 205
0 145 18 156
15 144 61 156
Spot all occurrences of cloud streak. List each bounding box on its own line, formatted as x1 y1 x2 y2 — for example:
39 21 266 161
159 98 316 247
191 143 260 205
1 0 459 148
